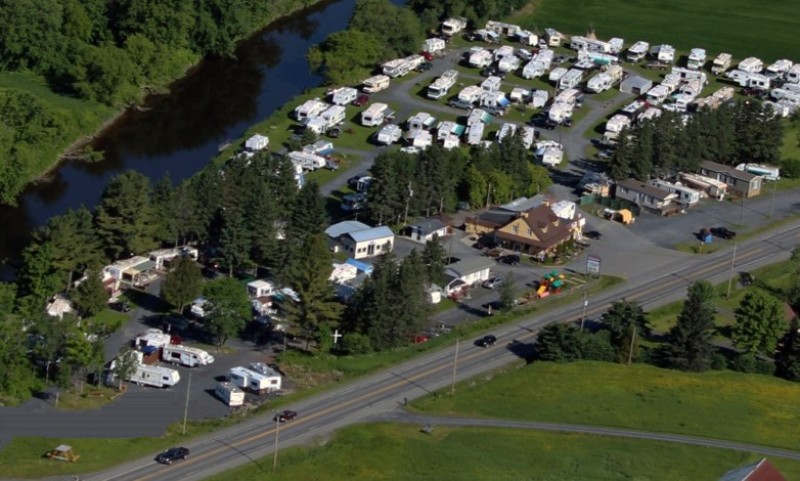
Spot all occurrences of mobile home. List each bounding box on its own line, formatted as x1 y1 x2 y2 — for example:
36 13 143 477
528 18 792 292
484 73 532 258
129 365 180 388
711 53 732 75
687 48 706 70
738 57 763 73
558 69 584 90
649 179 701 206
627 41 649 62
294 98 328 122
362 75 390 93
361 102 390 127
215 382 245 407
161 345 214 367
441 17 467 37
329 87 358 106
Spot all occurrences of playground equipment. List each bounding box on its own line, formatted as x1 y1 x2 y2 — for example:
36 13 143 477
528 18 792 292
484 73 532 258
537 271 567 298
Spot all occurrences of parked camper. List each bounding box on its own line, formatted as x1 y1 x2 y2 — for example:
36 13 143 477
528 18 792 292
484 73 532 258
329 87 358 106
493 45 515 62
747 74 771 91
441 17 467 37
486 20 521 37
362 75 390 94
422 37 446 54
376 124 402 145
711 53 732 75
382 58 411 78
548 102 573 124
570 36 611 53
530 90 549 109
481 75 503 92
427 72 458 99
522 60 548 79
469 49 493 68
586 67 622 93
456 85 483 105
516 30 538 46
645 84 671 104
189 297 207 318
608 37 624 54
229 366 282 394
548 67 568 83
787 64 800 84
543 28 563 47
687 48 706 70
361 102 390 127
765 59 793 79
129 364 180 388
466 122 485 145
162 345 214 367
215 382 245 407
294 99 328 122
509 87 530 103
289 151 327 171
135 328 172 349
627 41 649 62
650 44 675 63
604 114 631 142
497 55 520 73
558 69 584 90
738 57 763 73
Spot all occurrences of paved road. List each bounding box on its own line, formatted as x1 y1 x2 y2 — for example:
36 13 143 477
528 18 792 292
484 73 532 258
52 221 799 481
378 412 800 462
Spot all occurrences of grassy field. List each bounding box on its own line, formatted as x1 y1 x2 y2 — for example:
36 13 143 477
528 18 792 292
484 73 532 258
203 424 800 481
413 361 800 450
510 0 800 61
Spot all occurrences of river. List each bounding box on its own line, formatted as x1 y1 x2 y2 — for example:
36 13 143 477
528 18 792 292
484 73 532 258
0 0 403 281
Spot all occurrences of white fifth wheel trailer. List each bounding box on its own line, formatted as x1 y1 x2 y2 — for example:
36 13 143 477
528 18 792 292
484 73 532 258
161 345 215 367
129 365 180 388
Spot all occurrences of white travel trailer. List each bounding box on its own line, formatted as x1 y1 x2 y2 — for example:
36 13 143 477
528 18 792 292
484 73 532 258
441 17 467 37
362 75 390 93
162 345 215 367
436 121 465 141
467 108 492 125
375 124 402 145
469 49 493 68
645 84 671 104
687 48 706 70
422 37 446 54
321 104 346 127
485 20 521 37
294 98 328 122
627 41 649 62
457 85 484 104
671 67 708 85
361 102 390 127
382 58 411 78
135 328 172 349
129 364 180 388
329 87 358 106
558 69 584 90
509 87 530 103
190 297 208 318
215 382 245 407
497 55 520 73
407 112 437 130
738 57 763 73
765 59 793 79
586 72 614 93
493 45 515 62
548 67 568 84
516 30 538 46
466 122 485 145
543 28 564 47
480 91 509 110
530 90 549 108
786 64 800 84
522 60 548 79
427 71 458 99
726 69 751 85
608 37 624 54
650 44 675 63
548 102 573 124
481 75 503 92
229 366 282 394
649 179 701 205
711 53 732 75
570 36 611 53
604 114 631 142
747 73 771 91
289 151 326 171
443 134 461 151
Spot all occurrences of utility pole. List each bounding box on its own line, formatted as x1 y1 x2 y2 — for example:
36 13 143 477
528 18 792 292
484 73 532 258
182 373 192 435
768 180 777 218
450 339 460 395
485 182 492 208
738 194 745 226
273 416 280 470
580 291 588 330
726 242 738 298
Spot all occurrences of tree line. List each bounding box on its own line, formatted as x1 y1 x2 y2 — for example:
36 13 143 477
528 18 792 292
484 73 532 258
407 0 529 33
609 100 787 181
536 249 800 383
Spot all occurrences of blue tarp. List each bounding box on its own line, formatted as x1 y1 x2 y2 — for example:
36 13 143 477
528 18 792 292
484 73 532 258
346 258 374 275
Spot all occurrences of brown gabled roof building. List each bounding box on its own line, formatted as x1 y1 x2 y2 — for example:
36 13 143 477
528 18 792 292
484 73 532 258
494 204 574 255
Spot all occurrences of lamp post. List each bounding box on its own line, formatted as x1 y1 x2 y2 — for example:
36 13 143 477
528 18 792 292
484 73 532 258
450 339 460 395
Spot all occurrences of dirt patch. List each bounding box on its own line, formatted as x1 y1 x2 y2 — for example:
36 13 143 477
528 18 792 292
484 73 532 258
281 364 344 390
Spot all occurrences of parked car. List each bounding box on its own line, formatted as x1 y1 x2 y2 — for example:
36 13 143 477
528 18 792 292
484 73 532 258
645 61 669 70
583 230 602 240
327 126 342 138
352 94 369 107
475 334 498 348
156 447 190 465
110 301 131 313
418 62 434 72
710 227 736 240
482 277 504 289
274 410 298 422
498 254 521 266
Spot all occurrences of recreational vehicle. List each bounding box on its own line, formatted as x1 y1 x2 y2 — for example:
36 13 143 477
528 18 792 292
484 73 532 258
485 20 521 37
493 45 515 62
558 69 584 90
382 58 411 78
608 38 624 54
586 66 623 93
627 41 649 62
672 67 708 85
135 328 172 349
516 30 538 46
621 100 647 117
427 72 458 99
650 44 675 63
548 102 573 124
289 151 326 171
543 28 563 47
747 74 771 91
407 112 437 131
215 382 245 407
522 60 548 79
577 50 619 67
422 37 446 54
436 121 466 142
786 64 800 84
468 49 493 68
228 366 282 394
481 75 503 92
466 122 485 145
329 87 358 106
457 85 484 104
645 85 671 104
362 75 390 93
604 114 631 142
497 55 520 73
570 36 611 54
687 48 706 70
548 67 568 84
516 48 533 61
509 87 530 103
480 91 509 111
737 163 780 181
711 53 732 75
738 57 763 73
530 90 549 108
361 102 391 127
129 365 180 388
162 345 214 367
765 59 793 79
467 108 493 125
441 17 467 37
294 99 328 122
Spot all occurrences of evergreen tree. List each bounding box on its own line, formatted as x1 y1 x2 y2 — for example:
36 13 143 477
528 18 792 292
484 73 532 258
219 208 252 277
286 180 327 243
775 318 800 382
161 257 203 313
394 250 428 336
203 277 250 347
94 170 158 258
421 236 448 285
789 245 800 306
663 281 717 371
601 299 649 364
152 173 178 245
368 153 406 225
498 272 516 312
72 269 108 318
535 323 584 362
733 291 784 356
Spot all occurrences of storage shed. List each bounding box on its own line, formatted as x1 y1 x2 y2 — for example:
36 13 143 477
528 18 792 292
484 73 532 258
620 76 654 95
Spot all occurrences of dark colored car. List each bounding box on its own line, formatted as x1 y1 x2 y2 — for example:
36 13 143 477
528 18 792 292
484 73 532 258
352 94 369 107
475 335 498 348
327 126 342 138
110 301 131 313
156 447 190 465
482 277 504 289
710 227 736 240
417 62 434 72
274 410 298 422
499 254 521 266
584 230 602 240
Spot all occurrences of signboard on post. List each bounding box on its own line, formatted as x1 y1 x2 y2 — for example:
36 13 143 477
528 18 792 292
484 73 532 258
586 255 601 277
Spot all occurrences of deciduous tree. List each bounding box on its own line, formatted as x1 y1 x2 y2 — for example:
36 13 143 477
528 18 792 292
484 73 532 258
203 277 250 347
72 270 109 318
161 257 203 313
733 291 784 356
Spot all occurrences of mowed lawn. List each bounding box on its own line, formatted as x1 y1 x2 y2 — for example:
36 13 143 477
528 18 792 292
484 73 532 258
413 361 800 450
204 424 800 481
511 0 800 60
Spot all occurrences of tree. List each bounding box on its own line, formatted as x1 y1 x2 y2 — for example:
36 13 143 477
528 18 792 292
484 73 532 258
161 257 203 313
789 245 800 306
775 318 800 381
535 323 584 362
350 0 424 58
286 180 327 245
203 278 250 347
601 299 649 364
284 234 342 350
339 332 372 355
733 291 784 356
663 281 717 371
307 29 384 84
498 272 516 312
94 170 158 258
112 348 140 389
421 236 447 285
72 270 108 318
63 321 98 391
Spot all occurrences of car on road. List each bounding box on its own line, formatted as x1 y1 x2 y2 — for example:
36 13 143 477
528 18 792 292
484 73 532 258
482 277 504 289
498 254 520 266
156 447 190 465
274 410 298 422
475 335 497 348
583 230 602 240
710 227 736 240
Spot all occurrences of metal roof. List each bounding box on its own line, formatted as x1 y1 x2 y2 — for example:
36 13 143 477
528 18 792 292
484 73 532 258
325 221 371 238
347 226 394 243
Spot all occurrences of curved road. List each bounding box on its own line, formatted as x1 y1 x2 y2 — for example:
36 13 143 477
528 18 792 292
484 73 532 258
62 221 800 481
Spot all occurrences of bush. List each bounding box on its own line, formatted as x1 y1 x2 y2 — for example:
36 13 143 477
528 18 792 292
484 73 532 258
730 353 773 374
781 158 800 178
710 352 728 371
339 332 372 355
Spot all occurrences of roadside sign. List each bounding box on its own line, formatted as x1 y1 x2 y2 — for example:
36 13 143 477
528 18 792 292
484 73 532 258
586 255 601 276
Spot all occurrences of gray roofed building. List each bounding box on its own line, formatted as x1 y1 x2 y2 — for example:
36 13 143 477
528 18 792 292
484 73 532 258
620 75 654 95
325 221 371 239
499 195 547 213
404 218 449 243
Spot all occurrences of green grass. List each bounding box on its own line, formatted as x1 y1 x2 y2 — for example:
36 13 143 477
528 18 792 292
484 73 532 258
203 423 800 481
780 120 800 161
510 0 800 61
84 309 129 333
413 361 800 450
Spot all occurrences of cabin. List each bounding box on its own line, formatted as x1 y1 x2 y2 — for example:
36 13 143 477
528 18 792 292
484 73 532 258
494 204 576 257
698 160 762 198
614 179 678 213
